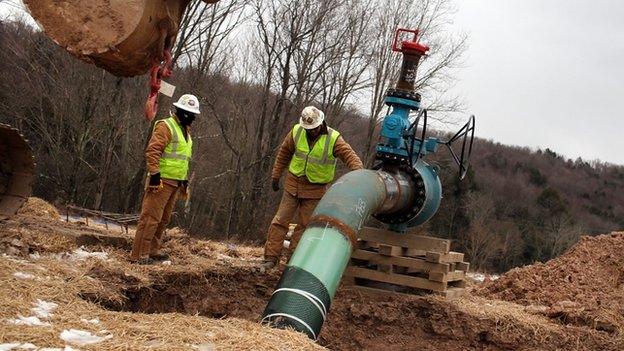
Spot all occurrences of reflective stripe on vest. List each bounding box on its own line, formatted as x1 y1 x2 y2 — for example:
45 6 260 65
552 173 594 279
288 124 340 184
157 117 193 180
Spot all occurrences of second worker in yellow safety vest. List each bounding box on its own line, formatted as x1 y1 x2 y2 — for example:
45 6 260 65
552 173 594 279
129 94 200 264
261 106 364 269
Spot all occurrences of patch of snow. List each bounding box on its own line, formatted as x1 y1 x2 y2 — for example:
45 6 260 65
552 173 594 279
60 329 112 346
0 344 35 351
1 254 28 264
39 347 77 351
161 260 172 266
467 272 500 283
80 318 100 325
31 299 57 319
53 247 108 261
13 272 35 280
29 253 41 260
198 343 215 351
216 253 233 261
70 247 108 261
144 339 162 347
6 316 50 327
467 272 486 282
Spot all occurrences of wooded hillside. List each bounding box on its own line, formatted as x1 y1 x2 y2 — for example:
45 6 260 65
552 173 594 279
429 139 624 272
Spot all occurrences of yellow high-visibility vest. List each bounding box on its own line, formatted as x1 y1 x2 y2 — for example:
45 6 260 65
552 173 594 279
156 117 192 180
288 124 340 184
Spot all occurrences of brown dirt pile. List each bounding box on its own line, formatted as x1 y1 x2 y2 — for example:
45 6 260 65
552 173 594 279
17 197 60 220
476 231 624 333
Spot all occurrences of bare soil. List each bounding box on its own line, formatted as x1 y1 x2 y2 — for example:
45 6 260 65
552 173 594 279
476 232 624 335
1 200 623 350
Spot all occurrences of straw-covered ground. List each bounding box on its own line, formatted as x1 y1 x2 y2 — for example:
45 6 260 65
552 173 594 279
1 199 321 350
1 198 622 350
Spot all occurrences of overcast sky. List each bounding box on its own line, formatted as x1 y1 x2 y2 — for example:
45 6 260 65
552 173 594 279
451 0 624 165
1 1 623 165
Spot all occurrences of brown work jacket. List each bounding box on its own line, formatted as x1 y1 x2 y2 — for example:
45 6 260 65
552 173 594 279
145 118 190 187
272 126 364 199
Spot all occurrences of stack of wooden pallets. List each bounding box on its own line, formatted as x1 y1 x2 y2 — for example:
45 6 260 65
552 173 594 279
343 227 469 298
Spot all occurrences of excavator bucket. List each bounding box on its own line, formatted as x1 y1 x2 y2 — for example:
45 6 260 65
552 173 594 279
0 124 35 219
24 0 219 77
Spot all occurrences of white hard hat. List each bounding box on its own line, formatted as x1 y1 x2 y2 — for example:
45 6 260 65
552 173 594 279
299 106 324 129
173 94 201 115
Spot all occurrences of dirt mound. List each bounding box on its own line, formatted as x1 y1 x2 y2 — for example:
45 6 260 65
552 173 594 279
325 291 621 351
476 231 624 333
17 197 60 220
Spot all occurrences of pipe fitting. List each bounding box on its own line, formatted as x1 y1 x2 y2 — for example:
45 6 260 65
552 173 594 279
376 170 414 214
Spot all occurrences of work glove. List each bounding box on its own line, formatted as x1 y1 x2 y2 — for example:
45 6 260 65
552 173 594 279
271 178 280 192
148 173 163 192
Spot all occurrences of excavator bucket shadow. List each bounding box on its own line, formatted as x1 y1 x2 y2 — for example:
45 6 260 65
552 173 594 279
0 124 35 219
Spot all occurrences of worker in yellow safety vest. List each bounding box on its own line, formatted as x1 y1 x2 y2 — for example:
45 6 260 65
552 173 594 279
261 106 364 269
129 94 200 264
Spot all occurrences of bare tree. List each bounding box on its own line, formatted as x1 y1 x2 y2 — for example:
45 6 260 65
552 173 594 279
173 0 247 86
362 0 467 162
460 191 503 270
543 214 583 258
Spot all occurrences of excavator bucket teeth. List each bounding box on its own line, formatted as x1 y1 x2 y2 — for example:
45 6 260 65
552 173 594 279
0 124 35 219
23 0 217 77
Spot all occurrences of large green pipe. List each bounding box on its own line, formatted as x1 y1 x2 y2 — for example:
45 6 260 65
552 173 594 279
261 169 414 339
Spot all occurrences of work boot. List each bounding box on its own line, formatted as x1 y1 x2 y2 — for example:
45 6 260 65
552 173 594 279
129 257 155 265
138 257 155 265
258 257 278 272
149 253 170 261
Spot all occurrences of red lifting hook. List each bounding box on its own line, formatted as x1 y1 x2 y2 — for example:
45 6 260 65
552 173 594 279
392 28 430 55
144 50 173 121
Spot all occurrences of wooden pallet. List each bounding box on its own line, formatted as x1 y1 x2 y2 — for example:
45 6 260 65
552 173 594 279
343 227 470 298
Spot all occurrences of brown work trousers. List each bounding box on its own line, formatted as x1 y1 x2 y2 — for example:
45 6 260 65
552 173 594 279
264 191 320 261
130 182 179 260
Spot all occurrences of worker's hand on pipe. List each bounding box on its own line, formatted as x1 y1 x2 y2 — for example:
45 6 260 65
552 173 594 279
148 173 163 193
271 178 280 192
